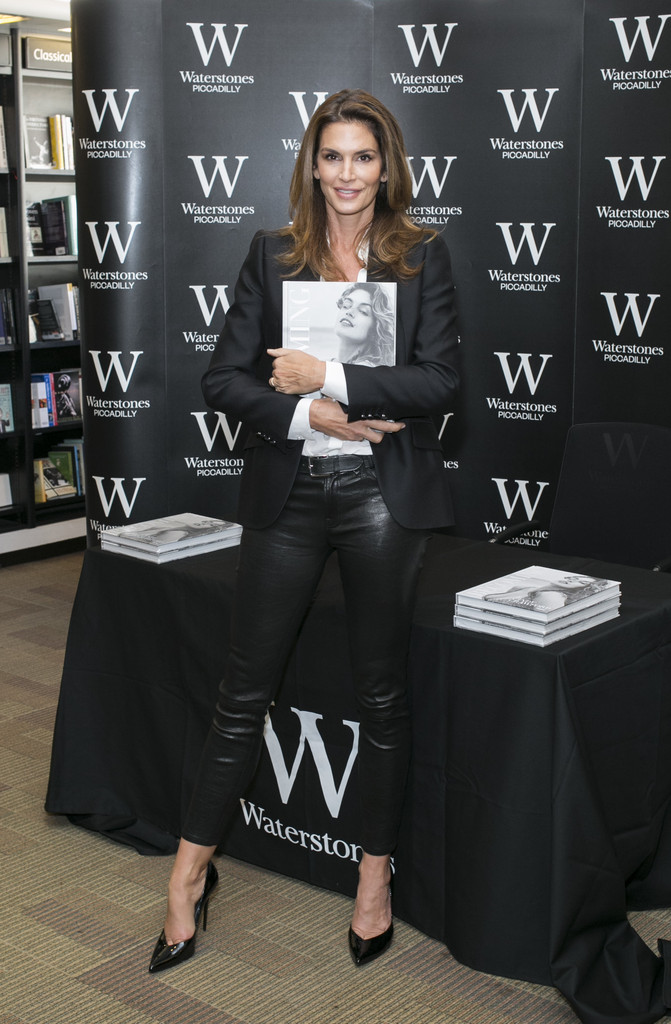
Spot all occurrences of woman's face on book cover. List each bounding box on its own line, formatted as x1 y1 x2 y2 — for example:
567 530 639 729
335 287 376 349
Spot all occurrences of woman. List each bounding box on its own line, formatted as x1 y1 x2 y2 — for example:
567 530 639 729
149 89 459 973
334 282 395 366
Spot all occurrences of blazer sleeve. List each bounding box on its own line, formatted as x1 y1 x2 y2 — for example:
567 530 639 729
342 235 459 421
201 231 301 446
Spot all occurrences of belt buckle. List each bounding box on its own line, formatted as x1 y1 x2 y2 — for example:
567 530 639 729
307 456 330 477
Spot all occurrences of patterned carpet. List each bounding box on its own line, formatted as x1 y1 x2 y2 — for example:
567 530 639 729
1 550 668 1023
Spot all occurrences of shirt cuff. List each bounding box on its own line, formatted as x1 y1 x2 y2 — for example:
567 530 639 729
322 361 349 404
287 397 316 440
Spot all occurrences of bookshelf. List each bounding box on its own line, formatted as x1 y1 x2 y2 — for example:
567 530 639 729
0 25 84 553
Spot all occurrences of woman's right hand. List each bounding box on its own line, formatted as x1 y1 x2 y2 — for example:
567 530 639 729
308 397 405 444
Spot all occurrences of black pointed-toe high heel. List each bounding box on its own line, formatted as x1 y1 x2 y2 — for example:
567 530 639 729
348 882 394 967
348 920 394 967
148 860 219 974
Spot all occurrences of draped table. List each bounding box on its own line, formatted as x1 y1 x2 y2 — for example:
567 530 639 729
46 535 671 1024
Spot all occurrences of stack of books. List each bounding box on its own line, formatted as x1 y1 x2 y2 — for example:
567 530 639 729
100 512 242 564
454 565 621 646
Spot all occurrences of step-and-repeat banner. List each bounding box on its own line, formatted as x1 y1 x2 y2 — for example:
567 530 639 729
72 0 670 547
69 0 670 928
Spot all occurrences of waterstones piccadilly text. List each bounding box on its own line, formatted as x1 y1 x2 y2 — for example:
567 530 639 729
82 270 148 290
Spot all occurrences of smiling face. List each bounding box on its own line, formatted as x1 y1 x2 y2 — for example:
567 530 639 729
313 120 386 231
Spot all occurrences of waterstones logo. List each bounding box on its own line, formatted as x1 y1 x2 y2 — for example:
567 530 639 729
79 88 146 159
601 429 649 469
182 285 230 351
81 221 149 288
390 23 463 94
486 352 557 421
592 291 664 365
240 700 367 859
601 15 671 91
596 156 669 228
488 222 560 292
490 88 564 161
182 155 254 223
86 350 151 417
282 91 330 157
483 477 550 545
407 156 461 225
184 411 244 475
180 22 254 92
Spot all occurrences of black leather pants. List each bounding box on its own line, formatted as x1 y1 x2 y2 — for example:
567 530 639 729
182 455 429 855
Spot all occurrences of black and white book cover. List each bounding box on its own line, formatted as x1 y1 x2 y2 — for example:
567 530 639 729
101 512 242 554
455 565 620 623
23 115 53 169
282 281 397 396
53 369 82 421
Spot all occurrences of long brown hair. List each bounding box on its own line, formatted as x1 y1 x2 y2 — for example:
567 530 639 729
278 89 435 280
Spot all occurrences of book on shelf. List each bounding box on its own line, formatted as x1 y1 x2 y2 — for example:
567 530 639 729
0 207 8 258
100 512 243 563
48 445 83 495
30 370 82 426
49 115 64 170
25 196 77 257
0 472 12 508
0 289 16 345
35 298 65 341
48 114 74 171
0 107 7 169
39 198 69 256
453 603 621 647
1 289 16 345
53 437 85 494
23 114 54 169
34 456 77 502
52 368 82 421
31 374 54 427
0 381 14 432
36 298 65 341
26 203 44 256
37 283 79 341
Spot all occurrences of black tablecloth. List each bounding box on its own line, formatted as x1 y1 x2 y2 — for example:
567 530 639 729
45 536 671 1024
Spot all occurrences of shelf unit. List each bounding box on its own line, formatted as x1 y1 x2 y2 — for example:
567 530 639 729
0 27 83 548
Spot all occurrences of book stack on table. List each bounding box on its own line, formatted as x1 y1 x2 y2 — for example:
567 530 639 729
454 565 621 646
101 513 242 564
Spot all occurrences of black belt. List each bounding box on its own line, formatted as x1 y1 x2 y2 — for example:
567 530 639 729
298 454 375 477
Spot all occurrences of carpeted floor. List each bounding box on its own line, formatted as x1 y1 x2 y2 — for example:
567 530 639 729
1 549 669 1024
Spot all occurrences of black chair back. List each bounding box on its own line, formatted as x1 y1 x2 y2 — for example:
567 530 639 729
549 422 671 568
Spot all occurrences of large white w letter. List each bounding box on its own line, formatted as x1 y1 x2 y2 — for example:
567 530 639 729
263 708 359 818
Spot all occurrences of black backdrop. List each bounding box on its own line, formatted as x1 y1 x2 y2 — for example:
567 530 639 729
70 0 671 545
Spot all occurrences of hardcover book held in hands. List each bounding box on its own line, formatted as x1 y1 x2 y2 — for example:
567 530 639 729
100 512 242 564
454 565 621 646
282 280 397 396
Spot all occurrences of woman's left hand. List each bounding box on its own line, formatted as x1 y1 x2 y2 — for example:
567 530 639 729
267 348 326 394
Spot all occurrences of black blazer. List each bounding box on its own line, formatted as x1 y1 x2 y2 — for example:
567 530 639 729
202 230 460 530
